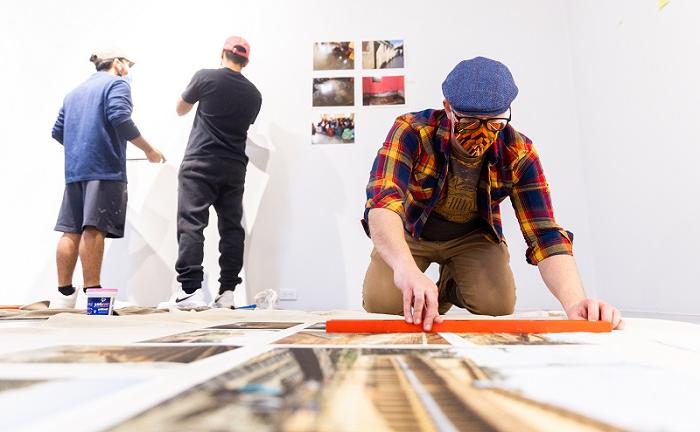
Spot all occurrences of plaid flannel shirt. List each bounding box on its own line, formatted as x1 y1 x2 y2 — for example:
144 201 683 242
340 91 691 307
363 109 573 265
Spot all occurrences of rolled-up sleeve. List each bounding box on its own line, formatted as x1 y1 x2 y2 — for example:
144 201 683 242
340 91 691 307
510 148 574 265
362 118 417 236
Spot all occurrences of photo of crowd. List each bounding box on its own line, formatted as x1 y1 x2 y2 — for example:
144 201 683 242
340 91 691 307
311 113 355 144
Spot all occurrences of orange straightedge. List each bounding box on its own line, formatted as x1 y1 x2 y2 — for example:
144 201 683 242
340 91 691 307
325 319 613 334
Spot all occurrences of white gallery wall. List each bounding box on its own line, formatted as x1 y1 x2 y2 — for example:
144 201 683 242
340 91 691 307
565 0 700 318
0 0 693 317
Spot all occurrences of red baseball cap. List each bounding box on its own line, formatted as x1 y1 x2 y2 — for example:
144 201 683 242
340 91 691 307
223 36 250 60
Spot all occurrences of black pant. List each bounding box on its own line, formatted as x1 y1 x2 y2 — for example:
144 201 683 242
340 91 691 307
176 157 246 293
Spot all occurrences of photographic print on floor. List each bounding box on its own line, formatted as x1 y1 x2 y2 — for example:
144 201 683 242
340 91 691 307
111 347 618 432
208 321 302 330
0 379 44 394
362 40 404 69
0 345 237 364
273 330 449 346
142 329 277 345
362 76 405 106
456 333 575 345
313 41 355 71
311 113 355 144
312 77 354 107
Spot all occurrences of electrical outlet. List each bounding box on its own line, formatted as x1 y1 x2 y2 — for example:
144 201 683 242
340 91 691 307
279 288 297 301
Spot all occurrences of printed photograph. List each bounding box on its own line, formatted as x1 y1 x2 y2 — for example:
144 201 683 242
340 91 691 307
142 329 277 345
274 330 448 346
362 76 405 106
0 379 44 394
313 41 355 70
208 321 301 330
362 40 404 69
112 347 617 432
0 345 236 364
312 113 355 144
305 322 327 330
456 333 574 345
312 77 355 107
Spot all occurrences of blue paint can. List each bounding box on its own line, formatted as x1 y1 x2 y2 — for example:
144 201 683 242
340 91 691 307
86 288 117 316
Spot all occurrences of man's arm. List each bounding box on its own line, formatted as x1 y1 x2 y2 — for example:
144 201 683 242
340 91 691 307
51 107 65 144
176 97 194 116
129 135 165 163
538 255 624 329
368 209 443 331
105 81 165 163
509 146 623 329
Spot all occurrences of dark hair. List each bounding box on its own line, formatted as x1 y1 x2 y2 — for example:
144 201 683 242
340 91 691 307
89 54 115 71
223 45 248 66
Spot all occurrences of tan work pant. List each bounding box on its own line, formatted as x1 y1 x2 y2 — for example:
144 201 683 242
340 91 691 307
363 230 516 316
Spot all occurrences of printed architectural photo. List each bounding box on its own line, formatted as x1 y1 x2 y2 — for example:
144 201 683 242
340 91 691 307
208 321 301 330
456 333 574 345
111 347 621 432
312 113 355 144
142 329 276 344
274 330 448 345
312 77 354 107
0 345 236 364
362 76 405 105
362 40 404 69
313 41 355 70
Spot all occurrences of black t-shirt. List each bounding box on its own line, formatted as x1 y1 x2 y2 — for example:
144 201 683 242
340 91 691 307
181 68 262 162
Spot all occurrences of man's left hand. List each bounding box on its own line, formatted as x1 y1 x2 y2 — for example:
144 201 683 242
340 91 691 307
565 299 625 330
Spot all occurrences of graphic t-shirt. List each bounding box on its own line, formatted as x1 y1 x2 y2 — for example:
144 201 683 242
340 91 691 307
420 151 485 241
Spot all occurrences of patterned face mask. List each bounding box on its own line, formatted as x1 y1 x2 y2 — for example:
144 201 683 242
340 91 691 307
451 123 499 158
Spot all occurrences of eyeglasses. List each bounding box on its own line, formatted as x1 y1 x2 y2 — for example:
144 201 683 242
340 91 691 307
452 109 511 133
118 58 135 67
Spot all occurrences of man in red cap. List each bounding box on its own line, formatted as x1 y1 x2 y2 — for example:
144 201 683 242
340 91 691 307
168 36 262 309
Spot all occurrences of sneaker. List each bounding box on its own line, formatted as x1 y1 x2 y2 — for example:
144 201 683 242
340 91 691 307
75 288 89 311
158 288 208 309
49 288 78 309
212 290 236 309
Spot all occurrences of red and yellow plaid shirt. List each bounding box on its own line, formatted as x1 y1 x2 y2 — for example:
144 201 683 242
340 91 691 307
363 109 573 265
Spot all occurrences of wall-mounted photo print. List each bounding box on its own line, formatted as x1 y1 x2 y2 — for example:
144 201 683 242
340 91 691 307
362 40 404 69
313 41 355 70
362 76 405 106
312 113 355 144
312 77 355 107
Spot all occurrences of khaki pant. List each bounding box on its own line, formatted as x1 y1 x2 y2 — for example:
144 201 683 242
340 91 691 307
363 230 516 316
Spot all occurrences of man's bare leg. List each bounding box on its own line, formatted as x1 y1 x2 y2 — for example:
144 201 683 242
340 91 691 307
79 226 106 288
57 233 81 288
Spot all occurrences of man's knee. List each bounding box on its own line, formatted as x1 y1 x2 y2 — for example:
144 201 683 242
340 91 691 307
362 279 403 315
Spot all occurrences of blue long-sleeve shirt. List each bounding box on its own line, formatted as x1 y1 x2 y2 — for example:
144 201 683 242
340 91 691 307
52 72 140 183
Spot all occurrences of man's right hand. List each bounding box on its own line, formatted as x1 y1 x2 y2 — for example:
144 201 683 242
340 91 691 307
145 148 166 163
393 268 443 331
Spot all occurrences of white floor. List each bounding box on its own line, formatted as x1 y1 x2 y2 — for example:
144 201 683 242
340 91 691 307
1 310 699 431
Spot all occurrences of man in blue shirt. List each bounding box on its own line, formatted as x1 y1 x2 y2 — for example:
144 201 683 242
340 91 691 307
50 48 165 309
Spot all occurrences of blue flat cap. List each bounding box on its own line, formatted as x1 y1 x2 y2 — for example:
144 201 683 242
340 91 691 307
442 57 518 115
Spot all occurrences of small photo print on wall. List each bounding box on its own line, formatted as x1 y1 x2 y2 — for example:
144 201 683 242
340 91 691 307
313 41 355 71
312 77 354 107
312 113 355 145
362 40 404 69
362 76 405 106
